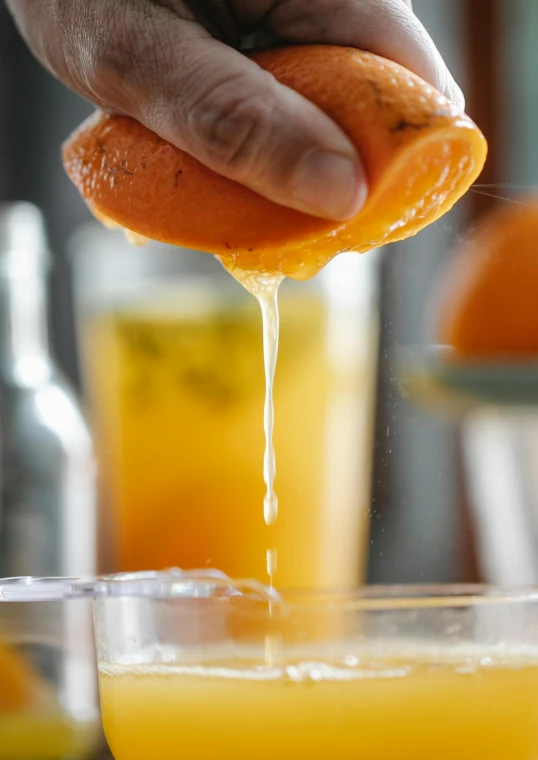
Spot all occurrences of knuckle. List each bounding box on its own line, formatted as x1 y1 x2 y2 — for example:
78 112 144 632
88 14 138 85
188 75 278 179
9 0 86 89
83 7 164 102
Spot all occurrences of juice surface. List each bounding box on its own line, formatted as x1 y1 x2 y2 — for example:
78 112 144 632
82 286 376 587
99 647 538 760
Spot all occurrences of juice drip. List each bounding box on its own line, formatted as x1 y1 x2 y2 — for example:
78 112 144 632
266 548 278 584
256 277 282 526
219 262 283 665
219 263 283 526
265 548 281 667
266 547 278 595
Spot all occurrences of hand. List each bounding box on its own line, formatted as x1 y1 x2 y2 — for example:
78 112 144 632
6 0 464 221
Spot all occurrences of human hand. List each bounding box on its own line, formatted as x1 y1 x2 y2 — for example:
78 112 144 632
6 0 464 221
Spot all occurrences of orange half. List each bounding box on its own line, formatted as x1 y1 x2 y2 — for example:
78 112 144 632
63 46 487 279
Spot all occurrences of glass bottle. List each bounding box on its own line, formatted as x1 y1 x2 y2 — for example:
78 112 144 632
0 202 100 759
0 202 96 579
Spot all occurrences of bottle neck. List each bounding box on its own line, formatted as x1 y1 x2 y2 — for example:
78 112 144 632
0 271 51 385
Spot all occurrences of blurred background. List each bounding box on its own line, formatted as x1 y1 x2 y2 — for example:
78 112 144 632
2 0 528 586
0 0 516 582
1 1 538 758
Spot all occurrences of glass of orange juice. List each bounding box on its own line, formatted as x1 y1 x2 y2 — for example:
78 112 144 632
7 573 538 760
69 224 380 588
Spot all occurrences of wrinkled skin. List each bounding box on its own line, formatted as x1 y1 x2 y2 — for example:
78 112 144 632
6 0 463 220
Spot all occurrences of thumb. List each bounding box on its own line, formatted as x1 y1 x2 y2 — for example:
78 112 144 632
135 36 368 221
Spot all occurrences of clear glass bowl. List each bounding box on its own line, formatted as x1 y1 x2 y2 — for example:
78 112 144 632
3 572 538 759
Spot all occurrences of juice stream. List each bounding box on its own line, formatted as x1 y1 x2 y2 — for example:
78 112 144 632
221 264 283 534
248 275 282 527
222 264 284 667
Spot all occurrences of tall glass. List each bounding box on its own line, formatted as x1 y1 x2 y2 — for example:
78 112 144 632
4 574 538 759
70 225 379 588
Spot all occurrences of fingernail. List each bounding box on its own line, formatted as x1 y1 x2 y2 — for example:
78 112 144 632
291 150 368 220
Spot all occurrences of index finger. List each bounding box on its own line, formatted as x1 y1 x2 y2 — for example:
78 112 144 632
268 0 464 108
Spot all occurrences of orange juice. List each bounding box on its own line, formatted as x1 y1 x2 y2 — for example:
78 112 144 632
82 284 376 587
99 647 538 760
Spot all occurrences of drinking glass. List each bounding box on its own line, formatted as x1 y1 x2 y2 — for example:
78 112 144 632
4 573 538 760
69 224 380 588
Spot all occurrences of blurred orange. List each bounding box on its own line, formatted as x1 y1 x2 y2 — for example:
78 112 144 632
438 200 538 357
0 636 49 711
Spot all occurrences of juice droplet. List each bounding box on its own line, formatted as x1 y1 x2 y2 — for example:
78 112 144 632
124 228 150 247
266 548 278 585
265 547 281 668
264 492 278 527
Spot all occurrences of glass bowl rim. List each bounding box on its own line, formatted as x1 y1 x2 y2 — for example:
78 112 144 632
2 571 538 610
